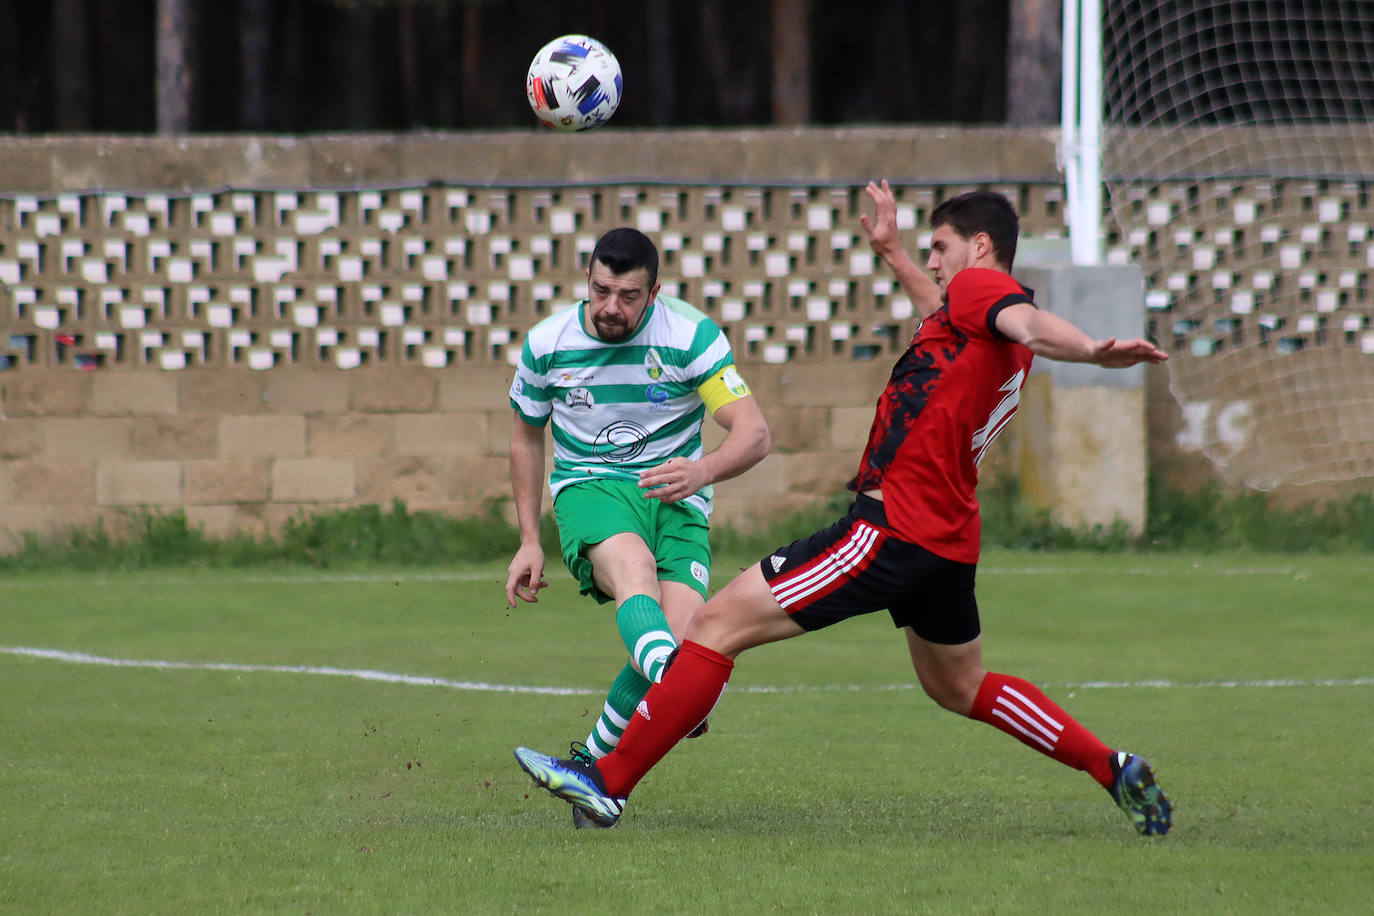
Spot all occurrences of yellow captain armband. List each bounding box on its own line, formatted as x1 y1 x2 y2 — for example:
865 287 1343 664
698 364 751 414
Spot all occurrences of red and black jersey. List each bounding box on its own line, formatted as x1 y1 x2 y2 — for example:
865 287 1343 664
847 268 1034 563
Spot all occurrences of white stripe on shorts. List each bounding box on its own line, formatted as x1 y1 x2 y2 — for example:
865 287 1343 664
771 522 881 609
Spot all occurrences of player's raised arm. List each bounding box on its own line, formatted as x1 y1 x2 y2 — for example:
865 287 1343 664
994 302 1169 368
860 179 943 319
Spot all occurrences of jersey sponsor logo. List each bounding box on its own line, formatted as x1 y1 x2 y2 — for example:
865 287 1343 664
566 387 595 412
644 348 664 380
722 365 749 397
558 371 596 384
635 699 651 721
690 560 709 588
646 383 670 405
594 420 650 462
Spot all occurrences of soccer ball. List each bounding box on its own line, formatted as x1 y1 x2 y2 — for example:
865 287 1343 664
525 34 623 132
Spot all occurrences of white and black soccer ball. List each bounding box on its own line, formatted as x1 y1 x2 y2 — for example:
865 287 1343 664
525 34 622 132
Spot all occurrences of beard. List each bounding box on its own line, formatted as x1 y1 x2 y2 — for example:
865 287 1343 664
592 314 633 341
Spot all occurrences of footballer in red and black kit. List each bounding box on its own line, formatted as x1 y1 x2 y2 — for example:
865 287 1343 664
850 268 1035 564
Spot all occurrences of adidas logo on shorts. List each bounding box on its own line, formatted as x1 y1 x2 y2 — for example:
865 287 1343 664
636 699 651 721
769 555 785 573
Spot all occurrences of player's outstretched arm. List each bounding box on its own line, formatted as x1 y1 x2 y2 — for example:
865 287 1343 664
994 303 1168 368
505 415 549 607
860 179 943 319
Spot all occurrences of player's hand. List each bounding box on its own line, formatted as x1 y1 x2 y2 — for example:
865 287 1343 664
1088 337 1170 368
859 179 901 260
505 543 549 607
638 456 709 504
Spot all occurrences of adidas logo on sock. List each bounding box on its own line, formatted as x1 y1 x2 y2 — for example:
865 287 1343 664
769 555 785 572
635 699 651 721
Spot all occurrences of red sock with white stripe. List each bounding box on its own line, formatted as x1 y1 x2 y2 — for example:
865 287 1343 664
969 672 1114 788
596 640 733 798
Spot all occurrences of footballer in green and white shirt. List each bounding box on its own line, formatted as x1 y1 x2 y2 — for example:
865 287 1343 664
510 292 750 519
505 227 769 767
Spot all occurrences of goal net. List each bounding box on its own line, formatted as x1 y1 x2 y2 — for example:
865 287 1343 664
1099 0 1374 489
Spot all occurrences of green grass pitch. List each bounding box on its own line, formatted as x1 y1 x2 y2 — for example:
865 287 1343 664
2 551 1371 914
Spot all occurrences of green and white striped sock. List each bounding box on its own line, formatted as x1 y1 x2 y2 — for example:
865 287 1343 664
584 663 650 758
616 593 677 684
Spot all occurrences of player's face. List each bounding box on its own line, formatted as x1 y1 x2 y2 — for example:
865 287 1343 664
926 224 988 292
586 262 658 342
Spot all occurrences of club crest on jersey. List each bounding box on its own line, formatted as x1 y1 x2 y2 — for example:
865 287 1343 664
722 366 749 398
644 348 665 380
690 561 710 589
566 387 594 412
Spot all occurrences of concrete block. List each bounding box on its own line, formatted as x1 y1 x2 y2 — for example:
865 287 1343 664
221 416 306 458
718 452 787 498
1017 265 1149 388
778 362 889 408
444 455 511 502
185 459 271 504
272 458 356 501
180 372 269 416
1 372 90 418
0 417 44 460
263 371 352 415
130 417 218 459
830 406 876 453
438 366 518 410
394 412 488 456
0 142 56 190
7 462 94 506
762 406 831 453
45 418 131 460
307 136 402 185
357 456 446 506
183 504 239 540
1049 386 1147 531
351 369 437 413
783 451 853 495
89 373 179 416
0 505 107 554
308 415 394 458
96 461 182 506
487 410 515 456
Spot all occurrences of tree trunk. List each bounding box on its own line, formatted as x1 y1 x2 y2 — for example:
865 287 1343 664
239 0 272 130
1006 0 1061 125
770 0 810 125
645 0 675 126
346 2 376 128
155 0 192 133
53 0 92 130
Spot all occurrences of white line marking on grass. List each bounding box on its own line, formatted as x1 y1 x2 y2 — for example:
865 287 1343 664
980 566 1296 576
0 571 498 588
4 646 1370 693
0 566 1303 590
0 647 595 695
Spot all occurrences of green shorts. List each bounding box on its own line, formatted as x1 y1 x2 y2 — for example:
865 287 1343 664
553 478 712 604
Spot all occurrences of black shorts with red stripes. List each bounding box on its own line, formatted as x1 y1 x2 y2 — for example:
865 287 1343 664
757 493 979 645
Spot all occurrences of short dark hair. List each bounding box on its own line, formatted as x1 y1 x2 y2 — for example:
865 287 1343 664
930 190 1020 269
589 227 659 288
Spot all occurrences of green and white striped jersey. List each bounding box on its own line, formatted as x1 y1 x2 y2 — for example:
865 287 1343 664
509 295 742 518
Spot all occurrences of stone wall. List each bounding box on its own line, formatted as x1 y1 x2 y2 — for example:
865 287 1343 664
2 128 1370 552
